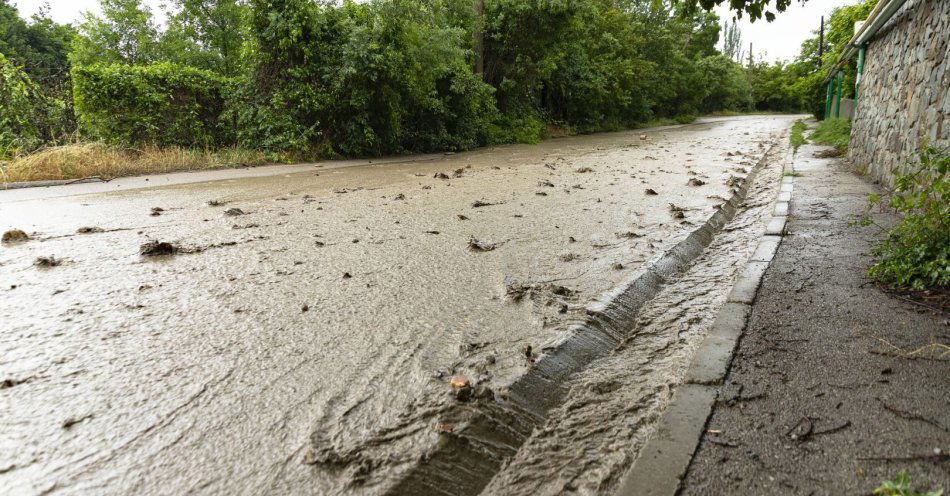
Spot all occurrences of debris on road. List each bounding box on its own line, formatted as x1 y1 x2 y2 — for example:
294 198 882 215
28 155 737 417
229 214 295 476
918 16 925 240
668 203 686 219
469 237 500 252
34 256 62 267
472 199 503 208
140 241 179 256
2 229 30 243
224 208 246 216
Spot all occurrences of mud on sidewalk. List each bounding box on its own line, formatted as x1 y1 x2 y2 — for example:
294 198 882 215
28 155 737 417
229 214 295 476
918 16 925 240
680 143 950 495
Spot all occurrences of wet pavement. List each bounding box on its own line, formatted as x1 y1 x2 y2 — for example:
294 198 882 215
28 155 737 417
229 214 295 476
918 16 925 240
680 143 950 495
1 116 794 495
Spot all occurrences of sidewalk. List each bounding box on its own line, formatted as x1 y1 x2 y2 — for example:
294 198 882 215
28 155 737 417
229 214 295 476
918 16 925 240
679 143 949 494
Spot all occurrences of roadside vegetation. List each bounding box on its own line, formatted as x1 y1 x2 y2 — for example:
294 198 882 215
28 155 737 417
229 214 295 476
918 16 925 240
789 119 807 152
0 0 860 183
0 0 757 182
810 118 852 150
874 470 944 496
862 145 949 290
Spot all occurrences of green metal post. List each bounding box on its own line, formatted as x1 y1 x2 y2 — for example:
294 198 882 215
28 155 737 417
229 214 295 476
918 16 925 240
855 46 866 100
825 81 834 120
834 70 843 118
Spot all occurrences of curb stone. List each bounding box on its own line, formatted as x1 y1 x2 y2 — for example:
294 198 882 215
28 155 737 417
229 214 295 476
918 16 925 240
615 131 799 496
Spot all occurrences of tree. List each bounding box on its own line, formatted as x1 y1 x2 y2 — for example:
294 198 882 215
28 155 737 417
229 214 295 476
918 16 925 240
721 19 742 62
162 0 250 76
71 0 160 66
0 1 75 85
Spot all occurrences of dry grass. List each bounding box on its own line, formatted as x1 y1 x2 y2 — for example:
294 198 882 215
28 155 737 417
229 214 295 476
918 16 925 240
0 142 269 183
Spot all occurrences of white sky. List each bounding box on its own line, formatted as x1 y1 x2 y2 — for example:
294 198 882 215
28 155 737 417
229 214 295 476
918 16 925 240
15 0 859 63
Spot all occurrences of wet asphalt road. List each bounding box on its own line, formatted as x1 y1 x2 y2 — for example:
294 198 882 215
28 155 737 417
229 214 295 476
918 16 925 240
1 116 794 495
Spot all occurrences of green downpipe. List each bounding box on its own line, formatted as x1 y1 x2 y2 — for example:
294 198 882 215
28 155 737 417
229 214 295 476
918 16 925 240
855 46 866 100
834 70 843 118
825 81 834 120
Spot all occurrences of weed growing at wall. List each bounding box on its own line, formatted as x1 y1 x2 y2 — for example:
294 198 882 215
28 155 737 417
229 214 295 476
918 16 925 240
863 145 949 290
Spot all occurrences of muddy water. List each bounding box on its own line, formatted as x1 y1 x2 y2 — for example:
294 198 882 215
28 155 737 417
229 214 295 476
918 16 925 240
0 116 794 495
482 137 792 496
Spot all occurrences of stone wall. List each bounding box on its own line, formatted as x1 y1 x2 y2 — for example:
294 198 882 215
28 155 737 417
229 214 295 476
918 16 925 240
849 0 949 185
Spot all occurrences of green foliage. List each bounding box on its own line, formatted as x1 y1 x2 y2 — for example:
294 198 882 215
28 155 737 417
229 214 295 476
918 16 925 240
0 53 40 157
7 0 767 161
809 118 851 148
0 0 76 84
162 0 251 76
821 0 877 100
671 0 803 22
71 0 161 67
865 146 949 290
73 62 234 147
698 54 751 112
789 119 806 152
873 470 944 496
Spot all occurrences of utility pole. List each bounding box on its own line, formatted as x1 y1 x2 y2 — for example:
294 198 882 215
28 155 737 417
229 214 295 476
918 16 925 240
818 16 825 69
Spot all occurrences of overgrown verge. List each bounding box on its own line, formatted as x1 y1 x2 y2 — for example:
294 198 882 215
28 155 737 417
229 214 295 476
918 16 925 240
0 142 266 183
809 118 852 149
789 119 807 152
861 145 948 290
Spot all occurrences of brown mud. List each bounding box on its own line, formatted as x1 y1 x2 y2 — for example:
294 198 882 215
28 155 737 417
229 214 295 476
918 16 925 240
0 116 794 495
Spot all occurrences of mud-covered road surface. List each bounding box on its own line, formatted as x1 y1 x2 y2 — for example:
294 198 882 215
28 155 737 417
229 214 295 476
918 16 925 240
1 116 795 495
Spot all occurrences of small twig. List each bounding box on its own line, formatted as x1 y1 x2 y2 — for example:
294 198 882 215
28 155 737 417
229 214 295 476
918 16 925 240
858 453 950 463
707 438 739 448
64 175 104 185
876 397 949 432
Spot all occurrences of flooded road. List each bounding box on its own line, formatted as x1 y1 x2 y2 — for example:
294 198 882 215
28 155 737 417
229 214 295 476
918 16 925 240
0 116 795 495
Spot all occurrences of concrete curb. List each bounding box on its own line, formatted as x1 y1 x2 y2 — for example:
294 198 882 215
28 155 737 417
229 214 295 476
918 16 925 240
615 134 798 496
385 141 786 496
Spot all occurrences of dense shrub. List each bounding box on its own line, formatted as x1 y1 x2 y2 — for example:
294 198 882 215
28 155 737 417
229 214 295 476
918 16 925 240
0 53 40 158
73 62 234 147
232 0 498 158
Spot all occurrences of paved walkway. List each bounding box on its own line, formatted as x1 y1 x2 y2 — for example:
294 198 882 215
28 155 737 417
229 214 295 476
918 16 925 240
680 143 949 495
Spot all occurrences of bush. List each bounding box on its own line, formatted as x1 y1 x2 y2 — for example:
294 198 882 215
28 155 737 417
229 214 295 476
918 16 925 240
0 53 41 158
809 118 851 149
865 145 949 290
73 62 234 148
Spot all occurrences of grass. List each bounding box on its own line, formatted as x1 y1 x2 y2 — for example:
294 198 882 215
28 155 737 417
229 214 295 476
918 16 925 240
790 119 807 152
783 171 803 177
809 118 852 149
873 470 943 496
0 142 268 183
